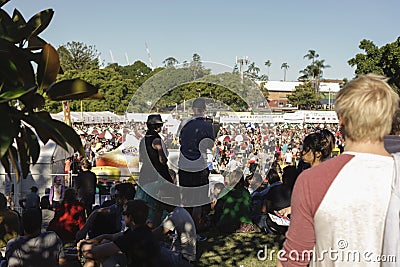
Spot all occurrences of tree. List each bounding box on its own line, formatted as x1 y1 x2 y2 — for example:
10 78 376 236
287 82 320 110
300 49 329 93
264 60 271 79
57 41 99 71
348 37 400 92
0 1 100 181
246 62 260 80
281 63 289 81
162 57 179 67
303 50 319 65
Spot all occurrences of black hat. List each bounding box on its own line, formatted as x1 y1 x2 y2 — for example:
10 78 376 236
146 114 164 125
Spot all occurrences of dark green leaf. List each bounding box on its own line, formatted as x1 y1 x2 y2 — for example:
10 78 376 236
26 9 54 38
0 0 10 8
48 119 85 156
0 154 11 180
27 35 46 51
24 126 40 164
46 78 98 100
0 9 21 42
0 106 18 158
37 43 60 90
0 86 36 103
16 134 29 179
0 38 35 87
22 112 68 150
12 9 26 25
83 92 105 100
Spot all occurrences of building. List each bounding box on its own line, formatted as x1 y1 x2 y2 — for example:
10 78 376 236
258 80 342 112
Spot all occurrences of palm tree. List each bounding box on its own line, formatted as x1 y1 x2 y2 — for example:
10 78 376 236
281 62 289 81
314 59 331 93
264 60 271 79
162 57 179 67
246 62 260 79
303 50 319 65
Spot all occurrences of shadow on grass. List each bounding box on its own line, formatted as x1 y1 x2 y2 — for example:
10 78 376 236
196 229 285 267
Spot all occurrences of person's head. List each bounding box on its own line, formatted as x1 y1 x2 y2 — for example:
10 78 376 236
62 188 77 204
115 182 136 206
266 168 280 185
321 129 335 151
81 158 92 170
192 98 206 115
335 74 399 142
30 186 38 193
0 192 7 210
301 132 331 167
248 172 263 189
213 182 225 197
146 114 164 131
282 165 299 190
22 208 42 235
54 176 62 185
122 200 149 227
227 169 245 189
40 196 51 210
109 185 116 199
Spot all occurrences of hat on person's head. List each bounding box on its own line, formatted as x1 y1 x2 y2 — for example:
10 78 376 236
30 186 38 192
146 114 164 125
192 98 206 110
54 176 62 182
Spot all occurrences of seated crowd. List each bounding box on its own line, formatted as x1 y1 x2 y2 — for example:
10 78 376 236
0 128 335 266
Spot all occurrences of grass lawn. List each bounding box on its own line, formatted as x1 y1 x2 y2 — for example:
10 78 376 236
195 230 285 267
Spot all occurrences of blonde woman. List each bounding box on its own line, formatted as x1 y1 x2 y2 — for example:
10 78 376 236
278 74 399 266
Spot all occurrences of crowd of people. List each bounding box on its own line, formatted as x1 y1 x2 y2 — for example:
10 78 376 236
0 74 399 266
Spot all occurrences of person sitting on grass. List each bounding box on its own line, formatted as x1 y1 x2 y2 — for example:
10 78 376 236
78 199 160 267
153 183 197 266
5 208 66 266
47 188 86 245
76 182 135 241
214 169 257 233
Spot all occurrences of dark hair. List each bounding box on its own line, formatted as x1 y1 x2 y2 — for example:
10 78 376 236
213 182 225 191
81 158 92 170
22 208 42 234
0 192 7 210
302 132 332 163
266 168 280 185
123 200 149 225
40 196 51 210
62 188 77 204
115 183 136 201
282 166 299 190
390 109 400 135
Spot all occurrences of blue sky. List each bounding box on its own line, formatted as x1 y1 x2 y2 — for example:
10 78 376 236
4 0 400 81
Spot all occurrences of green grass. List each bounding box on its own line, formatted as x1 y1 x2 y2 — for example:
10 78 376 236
195 230 285 267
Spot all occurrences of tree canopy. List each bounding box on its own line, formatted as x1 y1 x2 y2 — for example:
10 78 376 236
348 37 400 92
287 82 320 109
57 41 99 71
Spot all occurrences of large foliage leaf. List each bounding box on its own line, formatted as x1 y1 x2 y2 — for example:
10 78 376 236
37 43 60 90
24 126 40 165
0 106 18 158
26 9 54 39
0 85 35 103
27 35 47 51
0 38 35 87
46 78 99 100
22 111 84 155
0 0 10 8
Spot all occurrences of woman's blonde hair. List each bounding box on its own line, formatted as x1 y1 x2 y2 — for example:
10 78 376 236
335 74 399 142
